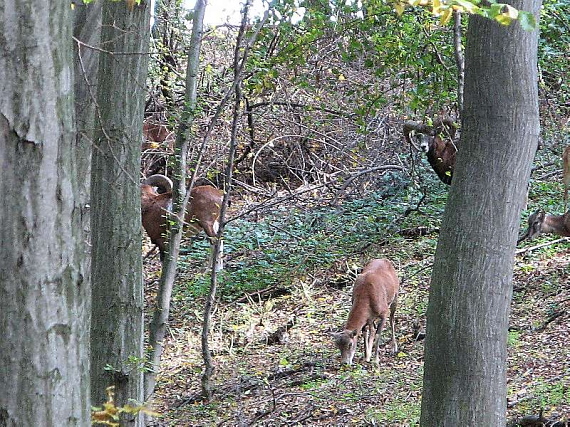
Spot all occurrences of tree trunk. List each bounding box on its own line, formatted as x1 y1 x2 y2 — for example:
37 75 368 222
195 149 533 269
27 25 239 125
0 1 90 426
453 11 464 114
73 0 101 282
145 0 207 398
90 1 150 424
200 0 271 399
420 3 541 426
74 0 102 142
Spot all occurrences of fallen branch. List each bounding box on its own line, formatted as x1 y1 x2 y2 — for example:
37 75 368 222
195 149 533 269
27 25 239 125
177 361 322 408
507 409 570 427
233 284 291 304
515 237 570 255
535 310 566 332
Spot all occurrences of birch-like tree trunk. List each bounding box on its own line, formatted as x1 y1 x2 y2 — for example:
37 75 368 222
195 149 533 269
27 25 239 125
145 0 207 398
90 2 150 424
453 11 465 114
0 1 90 425
420 1 541 425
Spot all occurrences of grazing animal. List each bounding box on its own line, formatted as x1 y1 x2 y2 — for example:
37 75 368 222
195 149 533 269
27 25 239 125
332 258 399 365
419 133 457 185
562 145 570 210
140 174 224 270
517 209 570 244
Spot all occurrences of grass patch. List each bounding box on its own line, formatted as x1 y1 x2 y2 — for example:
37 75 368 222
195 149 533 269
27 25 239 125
365 400 421 426
533 379 570 408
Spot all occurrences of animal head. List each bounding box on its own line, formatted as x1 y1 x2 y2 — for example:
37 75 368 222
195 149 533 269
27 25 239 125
417 132 456 185
418 133 433 153
517 209 546 243
331 329 358 365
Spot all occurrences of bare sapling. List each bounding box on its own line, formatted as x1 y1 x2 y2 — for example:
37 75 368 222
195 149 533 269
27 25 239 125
562 145 570 210
332 258 400 365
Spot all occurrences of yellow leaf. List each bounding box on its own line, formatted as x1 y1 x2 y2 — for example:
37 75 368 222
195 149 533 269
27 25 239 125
432 0 442 14
496 14 512 25
394 3 405 15
439 8 453 24
503 4 519 19
338 74 346 81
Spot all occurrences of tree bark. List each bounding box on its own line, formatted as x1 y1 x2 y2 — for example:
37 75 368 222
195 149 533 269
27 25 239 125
73 0 101 291
74 0 102 145
453 11 465 114
90 1 150 425
420 2 541 426
0 1 90 426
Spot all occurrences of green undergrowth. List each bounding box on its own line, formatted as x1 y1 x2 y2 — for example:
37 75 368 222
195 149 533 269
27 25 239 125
178 176 448 302
176 139 570 303
159 139 570 426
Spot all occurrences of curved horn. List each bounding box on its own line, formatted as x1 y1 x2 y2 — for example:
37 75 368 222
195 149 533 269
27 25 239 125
143 174 173 194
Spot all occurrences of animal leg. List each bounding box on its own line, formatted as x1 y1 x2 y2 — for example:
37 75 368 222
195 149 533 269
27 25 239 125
389 297 398 354
365 320 377 362
362 322 371 362
372 316 387 364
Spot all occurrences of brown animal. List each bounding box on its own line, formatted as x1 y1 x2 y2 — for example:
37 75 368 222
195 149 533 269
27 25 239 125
332 258 399 365
563 146 570 211
419 133 457 185
517 209 570 244
141 121 175 177
142 120 174 151
141 174 224 270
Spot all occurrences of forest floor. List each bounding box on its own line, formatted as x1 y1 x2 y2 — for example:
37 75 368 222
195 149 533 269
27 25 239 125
144 193 570 427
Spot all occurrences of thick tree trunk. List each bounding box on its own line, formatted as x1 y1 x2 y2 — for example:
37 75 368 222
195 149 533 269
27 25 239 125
0 2 90 426
90 2 150 425
420 2 541 426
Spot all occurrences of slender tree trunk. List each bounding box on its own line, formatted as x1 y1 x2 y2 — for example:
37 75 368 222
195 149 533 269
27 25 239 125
0 1 90 426
200 1 249 399
200 0 272 399
453 11 464 114
145 0 207 398
90 2 150 425
420 2 541 425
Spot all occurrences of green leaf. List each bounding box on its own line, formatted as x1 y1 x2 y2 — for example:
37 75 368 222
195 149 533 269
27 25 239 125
519 11 537 31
